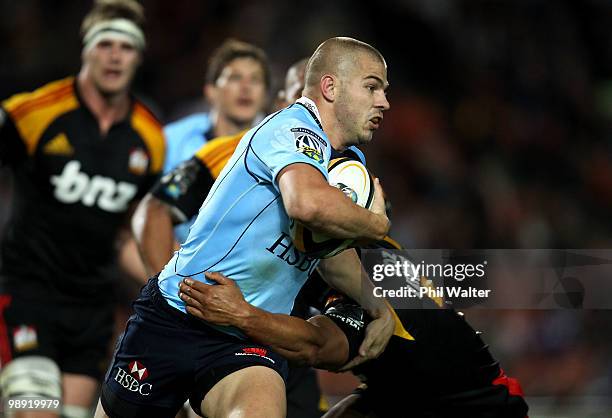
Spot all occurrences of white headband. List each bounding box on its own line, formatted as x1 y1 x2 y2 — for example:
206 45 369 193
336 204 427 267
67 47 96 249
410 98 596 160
83 18 145 52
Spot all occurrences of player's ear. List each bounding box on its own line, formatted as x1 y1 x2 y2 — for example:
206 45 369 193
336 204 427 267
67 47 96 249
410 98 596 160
320 74 336 102
204 84 216 104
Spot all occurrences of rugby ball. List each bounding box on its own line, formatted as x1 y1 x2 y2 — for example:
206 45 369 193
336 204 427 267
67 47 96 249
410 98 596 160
290 157 374 258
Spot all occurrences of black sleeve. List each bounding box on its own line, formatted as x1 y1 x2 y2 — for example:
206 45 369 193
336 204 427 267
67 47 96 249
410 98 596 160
0 107 27 167
149 156 216 223
322 294 371 359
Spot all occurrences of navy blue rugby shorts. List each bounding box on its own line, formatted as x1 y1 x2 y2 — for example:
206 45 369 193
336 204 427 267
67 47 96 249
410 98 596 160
100 277 288 418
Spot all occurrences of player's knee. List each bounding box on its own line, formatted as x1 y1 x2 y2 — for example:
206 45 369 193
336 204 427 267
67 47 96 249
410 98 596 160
0 356 62 399
203 367 286 418
61 405 92 418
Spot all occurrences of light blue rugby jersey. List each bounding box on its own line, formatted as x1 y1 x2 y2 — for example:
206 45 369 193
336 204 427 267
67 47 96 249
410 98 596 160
163 113 213 243
158 97 332 319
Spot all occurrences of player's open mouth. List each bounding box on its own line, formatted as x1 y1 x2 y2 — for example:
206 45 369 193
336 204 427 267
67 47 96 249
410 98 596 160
104 69 123 78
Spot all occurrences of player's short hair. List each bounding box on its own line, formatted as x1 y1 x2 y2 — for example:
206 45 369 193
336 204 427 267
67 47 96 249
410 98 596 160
304 37 385 93
80 0 145 38
205 39 271 89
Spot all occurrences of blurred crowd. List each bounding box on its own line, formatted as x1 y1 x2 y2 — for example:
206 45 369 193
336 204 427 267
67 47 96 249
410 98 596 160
1 0 612 415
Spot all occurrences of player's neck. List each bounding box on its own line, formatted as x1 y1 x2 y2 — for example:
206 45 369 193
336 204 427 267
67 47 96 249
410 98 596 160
77 72 131 136
308 96 347 151
209 110 251 138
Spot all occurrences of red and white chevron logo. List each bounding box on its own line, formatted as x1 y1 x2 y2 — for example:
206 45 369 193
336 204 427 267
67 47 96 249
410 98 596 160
128 361 149 381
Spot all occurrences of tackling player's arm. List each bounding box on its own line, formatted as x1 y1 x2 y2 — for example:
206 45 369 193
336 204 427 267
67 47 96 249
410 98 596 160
318 249 394 368
277 163 389 241
132 193 179 276
178 272 351 370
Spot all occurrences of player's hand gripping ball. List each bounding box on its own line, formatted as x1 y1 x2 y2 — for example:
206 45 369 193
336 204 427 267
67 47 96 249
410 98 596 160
290 157 374 258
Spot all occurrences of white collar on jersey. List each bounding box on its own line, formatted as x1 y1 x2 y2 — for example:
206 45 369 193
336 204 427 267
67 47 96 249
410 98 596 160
295 96 322 128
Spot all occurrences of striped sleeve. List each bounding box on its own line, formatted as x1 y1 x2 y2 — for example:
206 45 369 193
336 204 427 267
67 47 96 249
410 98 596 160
1 77 77 163
131 102 166 175
151 131 245 222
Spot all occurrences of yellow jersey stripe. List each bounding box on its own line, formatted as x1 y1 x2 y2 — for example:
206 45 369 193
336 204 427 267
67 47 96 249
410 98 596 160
131 103 165 174
3 77 74 117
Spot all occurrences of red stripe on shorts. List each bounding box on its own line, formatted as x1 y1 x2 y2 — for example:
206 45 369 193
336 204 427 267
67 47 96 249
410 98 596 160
0 295 13 367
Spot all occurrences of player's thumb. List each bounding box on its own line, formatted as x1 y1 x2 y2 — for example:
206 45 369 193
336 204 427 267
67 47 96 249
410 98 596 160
371 178 386 216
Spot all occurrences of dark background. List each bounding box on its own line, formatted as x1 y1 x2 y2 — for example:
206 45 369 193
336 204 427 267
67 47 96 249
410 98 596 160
1 1 612 415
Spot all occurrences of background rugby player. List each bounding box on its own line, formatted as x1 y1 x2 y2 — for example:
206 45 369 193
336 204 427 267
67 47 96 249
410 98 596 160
0 1 165 417
132 40 270 277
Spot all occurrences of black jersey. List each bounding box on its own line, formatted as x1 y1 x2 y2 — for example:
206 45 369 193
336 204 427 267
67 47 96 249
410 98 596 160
0 77 165 304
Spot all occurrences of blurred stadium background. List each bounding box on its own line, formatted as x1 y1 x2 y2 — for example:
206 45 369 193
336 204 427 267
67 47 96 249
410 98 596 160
1 1 612 417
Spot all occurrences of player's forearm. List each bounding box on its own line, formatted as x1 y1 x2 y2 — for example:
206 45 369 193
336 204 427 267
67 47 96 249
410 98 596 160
131 195 177 275
319 250 388 315
279 164 389 241
298 186 389 240
235 305 348 368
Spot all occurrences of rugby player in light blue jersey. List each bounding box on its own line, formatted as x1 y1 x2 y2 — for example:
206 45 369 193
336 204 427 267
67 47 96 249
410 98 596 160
137 39 269 254
97 37 392 418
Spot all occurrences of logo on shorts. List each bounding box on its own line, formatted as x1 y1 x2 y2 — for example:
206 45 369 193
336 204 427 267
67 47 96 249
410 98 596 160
114 361 153 396
235 347 275 364
129 360 149 381
13 325 38 352
242 347 268 357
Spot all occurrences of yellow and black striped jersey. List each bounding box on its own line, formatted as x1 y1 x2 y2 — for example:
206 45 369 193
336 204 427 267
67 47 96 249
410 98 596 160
0 77 165 303
151 130 245 222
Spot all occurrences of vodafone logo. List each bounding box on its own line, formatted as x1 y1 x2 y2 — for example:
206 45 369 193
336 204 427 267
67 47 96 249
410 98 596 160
129 361 149 381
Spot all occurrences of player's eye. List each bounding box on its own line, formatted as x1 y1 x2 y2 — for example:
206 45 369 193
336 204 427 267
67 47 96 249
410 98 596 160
97 40 112 49
121 43 135 52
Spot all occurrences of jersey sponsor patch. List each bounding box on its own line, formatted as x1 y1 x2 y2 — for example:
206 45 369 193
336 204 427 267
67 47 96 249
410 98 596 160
43 133 74 156
128 147 150 175
13 325 38 352
50 160 138 212
291 127 326 164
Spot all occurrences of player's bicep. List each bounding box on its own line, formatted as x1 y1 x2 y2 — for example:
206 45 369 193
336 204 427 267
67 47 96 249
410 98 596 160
277 163 330 221
150 156 214 223
0 107 27 167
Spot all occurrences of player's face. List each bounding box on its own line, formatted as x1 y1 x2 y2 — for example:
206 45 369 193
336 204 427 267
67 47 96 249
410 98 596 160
336 54 390 145
84 38 140 96
209 57 267 125
284 65 306 104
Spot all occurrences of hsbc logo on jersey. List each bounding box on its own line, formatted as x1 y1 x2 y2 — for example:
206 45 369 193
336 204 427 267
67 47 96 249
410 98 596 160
50 161 137 212
113 361 152 396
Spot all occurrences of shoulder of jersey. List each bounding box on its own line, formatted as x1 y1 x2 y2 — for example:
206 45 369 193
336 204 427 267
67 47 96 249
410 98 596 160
131 99 165 174
2 77 76 117
347 146 366 165
1 77 78 156
163 112 210 141
194 130 246 167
